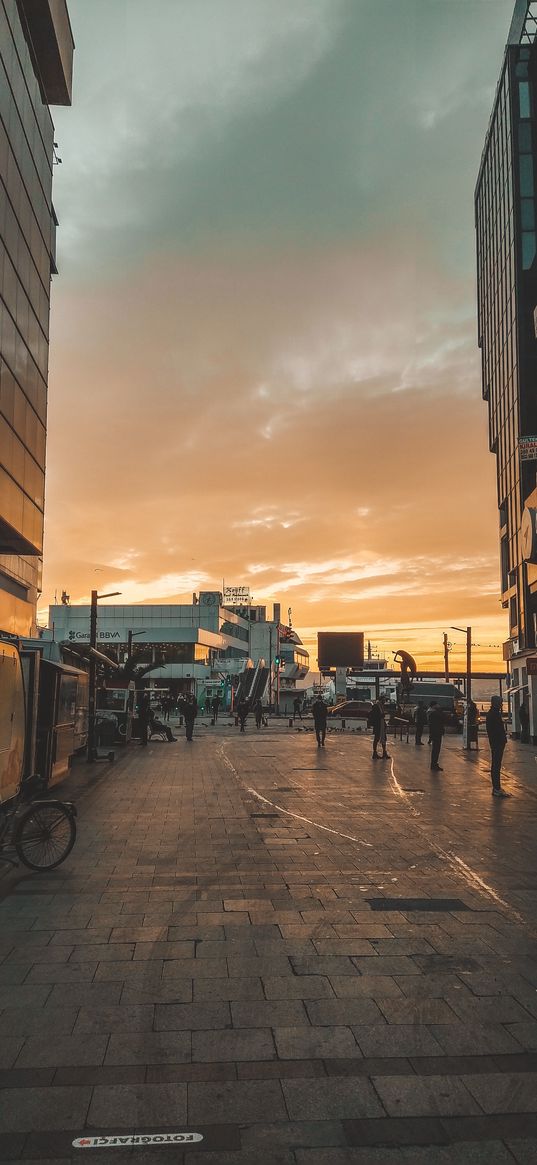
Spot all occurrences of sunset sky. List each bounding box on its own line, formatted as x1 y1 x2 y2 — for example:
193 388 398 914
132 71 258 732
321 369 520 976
42 0 515 673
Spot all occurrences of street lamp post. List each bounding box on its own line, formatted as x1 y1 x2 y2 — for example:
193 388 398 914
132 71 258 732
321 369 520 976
87 589 121 762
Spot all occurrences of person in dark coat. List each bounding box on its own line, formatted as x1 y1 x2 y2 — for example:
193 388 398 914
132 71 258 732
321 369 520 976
414 701 427 746
212 694 221 722
428 700 444 771
311 696 328 747
254 698 264 729
138 693 151 747
519 698 530 744
237 698 249 732
149 710 177 742
181 693 198 742
368 698 390 760
293 696 303 721
486 695 511 797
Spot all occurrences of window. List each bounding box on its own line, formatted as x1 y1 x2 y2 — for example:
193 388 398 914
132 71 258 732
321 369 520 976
519 81 531 119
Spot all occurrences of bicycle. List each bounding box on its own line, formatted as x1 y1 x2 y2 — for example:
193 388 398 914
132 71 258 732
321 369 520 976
0 776 77 872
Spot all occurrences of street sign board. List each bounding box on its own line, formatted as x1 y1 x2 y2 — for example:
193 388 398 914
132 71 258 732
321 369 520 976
519 437 537 460
526 656 537 675
317 632 364 669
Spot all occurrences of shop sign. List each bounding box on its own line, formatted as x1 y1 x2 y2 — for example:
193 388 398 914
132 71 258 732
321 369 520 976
519 437 537 460
223 586 251 603
526 656 537 675
67 630 123 642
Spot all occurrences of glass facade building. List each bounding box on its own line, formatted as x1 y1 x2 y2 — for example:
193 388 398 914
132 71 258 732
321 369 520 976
475 2 537 736
0 0 73 635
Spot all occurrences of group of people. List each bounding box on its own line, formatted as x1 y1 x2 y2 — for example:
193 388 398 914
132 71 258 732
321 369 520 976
235 697 266 732
138 692 199 744
366 694 511 797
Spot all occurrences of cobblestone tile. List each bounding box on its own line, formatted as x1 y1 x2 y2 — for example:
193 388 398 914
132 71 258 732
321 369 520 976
372 1074 481 1117
352 1025 444 1057
283 1076 385 1120
463 1071 537 1113
430 1024 524 1056
193 977 263 1001
105 1031 191 1065
0 1086 91 1132
73 1005 155 1034
16 1034 108 1069
306 999 385 1026
87 1082 187 1126
263 976 334 1000
187 1079 286 1123
274 1025 359 1060
192 1028 275 1061
231 1000 309 1027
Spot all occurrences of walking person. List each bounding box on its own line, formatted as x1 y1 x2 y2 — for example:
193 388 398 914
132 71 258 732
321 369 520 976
486 696 511 797
519 697 530 744
293 695 303 721
428 700 444 771
414 700 427 746
237 697 249 733
138 692 151 747
254 698 264 729
311 695 327 747
182 693 198 742
212 693 221 723
368 697 391 760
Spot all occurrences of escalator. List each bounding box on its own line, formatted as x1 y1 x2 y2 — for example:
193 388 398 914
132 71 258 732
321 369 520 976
234 662 270 707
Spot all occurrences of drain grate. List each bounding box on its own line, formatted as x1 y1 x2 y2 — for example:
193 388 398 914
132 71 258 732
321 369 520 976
251 812 279 819
367 897 470 912
274 787 297 792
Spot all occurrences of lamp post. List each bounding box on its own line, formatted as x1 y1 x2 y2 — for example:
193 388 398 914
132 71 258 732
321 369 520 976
87 589 121 762
451 625 472 703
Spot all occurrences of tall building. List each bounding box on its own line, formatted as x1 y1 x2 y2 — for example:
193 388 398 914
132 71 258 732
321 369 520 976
0 0 73 635
475 0 537 739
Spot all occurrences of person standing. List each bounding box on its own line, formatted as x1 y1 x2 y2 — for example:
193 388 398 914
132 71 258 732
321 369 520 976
293 695 303 721
212 693 221 723
138 693 150 747
486 696 511 797
254 698 264 729
311 695 327 747
519 697 530 744
368 697 391 760
237 697 249 732
428 700 444 771
183 693 198 742
414 701 427 746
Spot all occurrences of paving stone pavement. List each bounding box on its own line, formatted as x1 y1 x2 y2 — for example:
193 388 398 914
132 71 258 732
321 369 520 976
0 722 537 1163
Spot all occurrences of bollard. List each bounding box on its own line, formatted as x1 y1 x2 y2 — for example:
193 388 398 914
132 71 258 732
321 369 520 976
342 719 346 729
288 718 293 727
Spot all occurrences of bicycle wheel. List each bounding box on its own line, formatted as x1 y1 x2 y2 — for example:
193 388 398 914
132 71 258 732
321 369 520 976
15 803 76 871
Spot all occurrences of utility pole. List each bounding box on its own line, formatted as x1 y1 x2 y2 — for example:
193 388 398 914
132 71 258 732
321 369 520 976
443 633 450 683
87 589 121 762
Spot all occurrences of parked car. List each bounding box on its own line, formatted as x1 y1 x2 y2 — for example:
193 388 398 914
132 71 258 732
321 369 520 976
327 700 373 719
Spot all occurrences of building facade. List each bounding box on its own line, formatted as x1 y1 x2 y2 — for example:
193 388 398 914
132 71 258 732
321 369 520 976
475 0 537 738
45 591 310 709
0 0 73 636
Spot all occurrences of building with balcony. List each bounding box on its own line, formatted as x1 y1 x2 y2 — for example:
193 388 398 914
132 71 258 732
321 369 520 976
475 0 537 738
0 0 73 635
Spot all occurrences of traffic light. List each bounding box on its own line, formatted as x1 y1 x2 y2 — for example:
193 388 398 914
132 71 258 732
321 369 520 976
274 655 282 668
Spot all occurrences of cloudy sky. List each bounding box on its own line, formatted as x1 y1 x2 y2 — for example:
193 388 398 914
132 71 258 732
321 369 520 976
43 0 514 671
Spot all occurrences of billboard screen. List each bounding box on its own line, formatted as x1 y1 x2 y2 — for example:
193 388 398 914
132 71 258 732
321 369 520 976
317 632 364 669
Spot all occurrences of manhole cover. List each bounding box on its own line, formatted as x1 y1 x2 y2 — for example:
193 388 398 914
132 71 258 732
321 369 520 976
367 898 470 912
